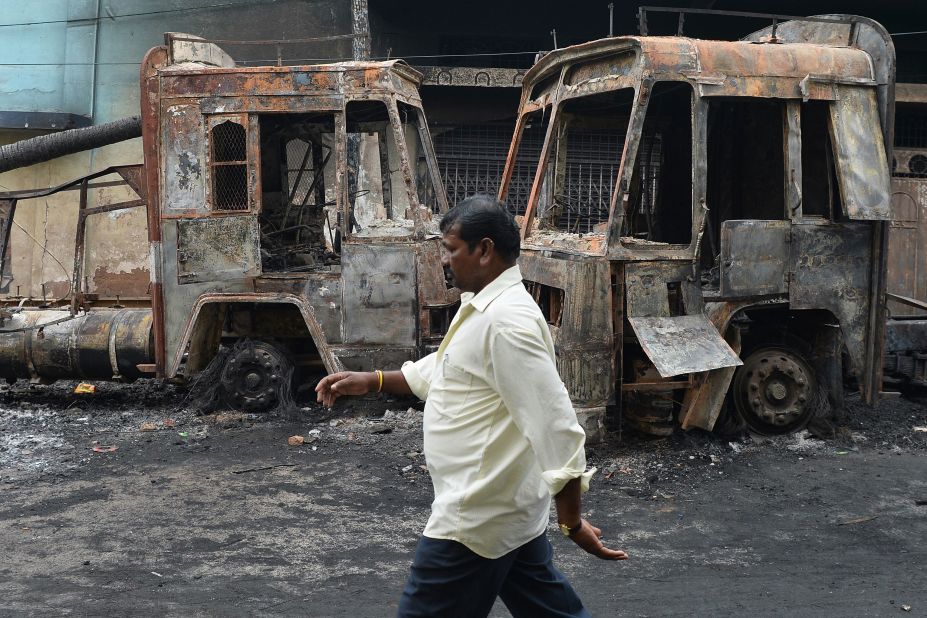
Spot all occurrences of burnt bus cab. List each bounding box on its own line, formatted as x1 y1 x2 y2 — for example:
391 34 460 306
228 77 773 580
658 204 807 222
499 16 894 440
143 34 457 410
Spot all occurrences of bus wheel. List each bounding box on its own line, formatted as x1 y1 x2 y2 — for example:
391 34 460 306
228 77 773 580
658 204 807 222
731 345 817 435
220 339 293 413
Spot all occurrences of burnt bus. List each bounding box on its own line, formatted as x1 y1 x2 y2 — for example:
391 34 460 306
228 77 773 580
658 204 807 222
498 15 894 439
0 34 458 411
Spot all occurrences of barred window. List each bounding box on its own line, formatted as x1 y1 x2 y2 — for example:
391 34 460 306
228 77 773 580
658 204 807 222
210 120 249 210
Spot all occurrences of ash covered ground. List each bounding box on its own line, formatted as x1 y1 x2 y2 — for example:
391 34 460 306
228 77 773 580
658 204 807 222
0 381 925 616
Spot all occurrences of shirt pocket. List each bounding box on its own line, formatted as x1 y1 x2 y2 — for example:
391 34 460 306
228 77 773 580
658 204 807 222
429 353 474 419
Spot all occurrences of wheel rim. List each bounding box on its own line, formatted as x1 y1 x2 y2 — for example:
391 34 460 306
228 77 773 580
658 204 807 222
219 341 290 412
732 346 817 435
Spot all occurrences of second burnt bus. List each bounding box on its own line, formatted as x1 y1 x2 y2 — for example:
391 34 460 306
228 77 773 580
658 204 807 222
499 16 894 440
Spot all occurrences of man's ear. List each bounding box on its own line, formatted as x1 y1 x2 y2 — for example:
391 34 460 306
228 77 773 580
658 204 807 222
479 238 494 263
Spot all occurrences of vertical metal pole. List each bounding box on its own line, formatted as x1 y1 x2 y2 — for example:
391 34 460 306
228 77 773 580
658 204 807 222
351 0 370 60
608 3 614 37
551 29 558 49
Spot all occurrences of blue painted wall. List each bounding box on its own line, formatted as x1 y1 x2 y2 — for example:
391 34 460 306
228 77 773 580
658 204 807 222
0 0 354 126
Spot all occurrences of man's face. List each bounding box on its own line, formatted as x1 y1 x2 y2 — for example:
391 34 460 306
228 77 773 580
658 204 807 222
441 224 483 293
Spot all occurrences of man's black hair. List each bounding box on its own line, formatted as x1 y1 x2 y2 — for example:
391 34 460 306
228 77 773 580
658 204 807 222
439 194 520 262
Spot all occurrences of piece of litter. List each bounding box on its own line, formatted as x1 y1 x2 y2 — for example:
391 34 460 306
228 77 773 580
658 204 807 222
307 429 321 437
74 383 96 394
151 571 162 578
914 427 927 433
162 419 176 428
836 515 877 526
836 451 849 455
140 422 158 432
902 605 911 612
401 465 413 473
177 431 189 438
91 445 117 453
287 435 305 446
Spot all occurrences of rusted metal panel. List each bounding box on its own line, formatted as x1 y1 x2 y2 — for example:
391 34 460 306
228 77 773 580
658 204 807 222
341 243 416 346
830 86 891 220
720 220 790 297
523 37 872 109
679 323 741 431
166 33 235 67
518 253 614 407
141 45 169 376
628 315 742 378
789 223 872 373
176 216 261 284
160 62 423 102
625 262 702 318
333 346 415 373
163 105 206 213
301 277 344 345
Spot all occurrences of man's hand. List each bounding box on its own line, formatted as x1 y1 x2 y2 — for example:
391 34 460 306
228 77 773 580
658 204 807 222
569 519 628 561
315 371 375 408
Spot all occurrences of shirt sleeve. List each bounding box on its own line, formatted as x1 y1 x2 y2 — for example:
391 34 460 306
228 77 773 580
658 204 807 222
488 323 593 496
400 351 438 401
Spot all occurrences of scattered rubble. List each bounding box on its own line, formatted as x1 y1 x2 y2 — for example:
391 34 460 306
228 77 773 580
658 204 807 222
0 379 925 492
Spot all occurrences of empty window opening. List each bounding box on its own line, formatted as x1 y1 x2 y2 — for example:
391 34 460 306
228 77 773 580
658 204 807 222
210 120 249 211
801 101 842 218
504 109 551 217
666 281 684 317
258 112 337 272
344 100 440 228
525 281 565 327
398 101 442 214
705 98 785 265
535 88 634 234
624 83 693 245
346 101 396 228
428 302 459 339
895 103 927 150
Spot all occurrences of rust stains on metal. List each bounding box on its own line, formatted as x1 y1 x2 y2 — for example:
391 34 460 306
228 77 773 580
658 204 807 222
501 17 895 437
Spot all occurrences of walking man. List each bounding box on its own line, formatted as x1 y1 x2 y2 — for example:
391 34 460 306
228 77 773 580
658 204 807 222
316 195 627 617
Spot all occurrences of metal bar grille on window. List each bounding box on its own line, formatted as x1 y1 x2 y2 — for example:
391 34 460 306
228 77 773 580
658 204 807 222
211 121 248 211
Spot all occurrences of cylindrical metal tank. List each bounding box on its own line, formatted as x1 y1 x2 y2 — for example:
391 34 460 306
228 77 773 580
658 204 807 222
0 309 153 381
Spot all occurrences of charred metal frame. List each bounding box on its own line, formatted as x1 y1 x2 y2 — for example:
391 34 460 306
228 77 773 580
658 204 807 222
499 16 895 437
143 34 456 382
0 165 147 309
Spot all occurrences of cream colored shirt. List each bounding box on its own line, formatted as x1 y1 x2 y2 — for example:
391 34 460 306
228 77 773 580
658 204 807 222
401 264 592 559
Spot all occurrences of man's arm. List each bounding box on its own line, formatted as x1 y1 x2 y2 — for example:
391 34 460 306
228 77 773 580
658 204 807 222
554 478 628 560
315 370 412 408
488 324 628 561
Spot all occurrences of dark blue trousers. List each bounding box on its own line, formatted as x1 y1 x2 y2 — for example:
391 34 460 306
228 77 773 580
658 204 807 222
397 533 591 618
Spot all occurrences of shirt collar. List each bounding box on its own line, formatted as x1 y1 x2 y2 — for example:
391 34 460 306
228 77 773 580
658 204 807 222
460 264 523 313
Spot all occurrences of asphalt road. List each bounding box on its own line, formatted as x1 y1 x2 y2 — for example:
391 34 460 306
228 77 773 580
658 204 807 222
0 383 925 617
